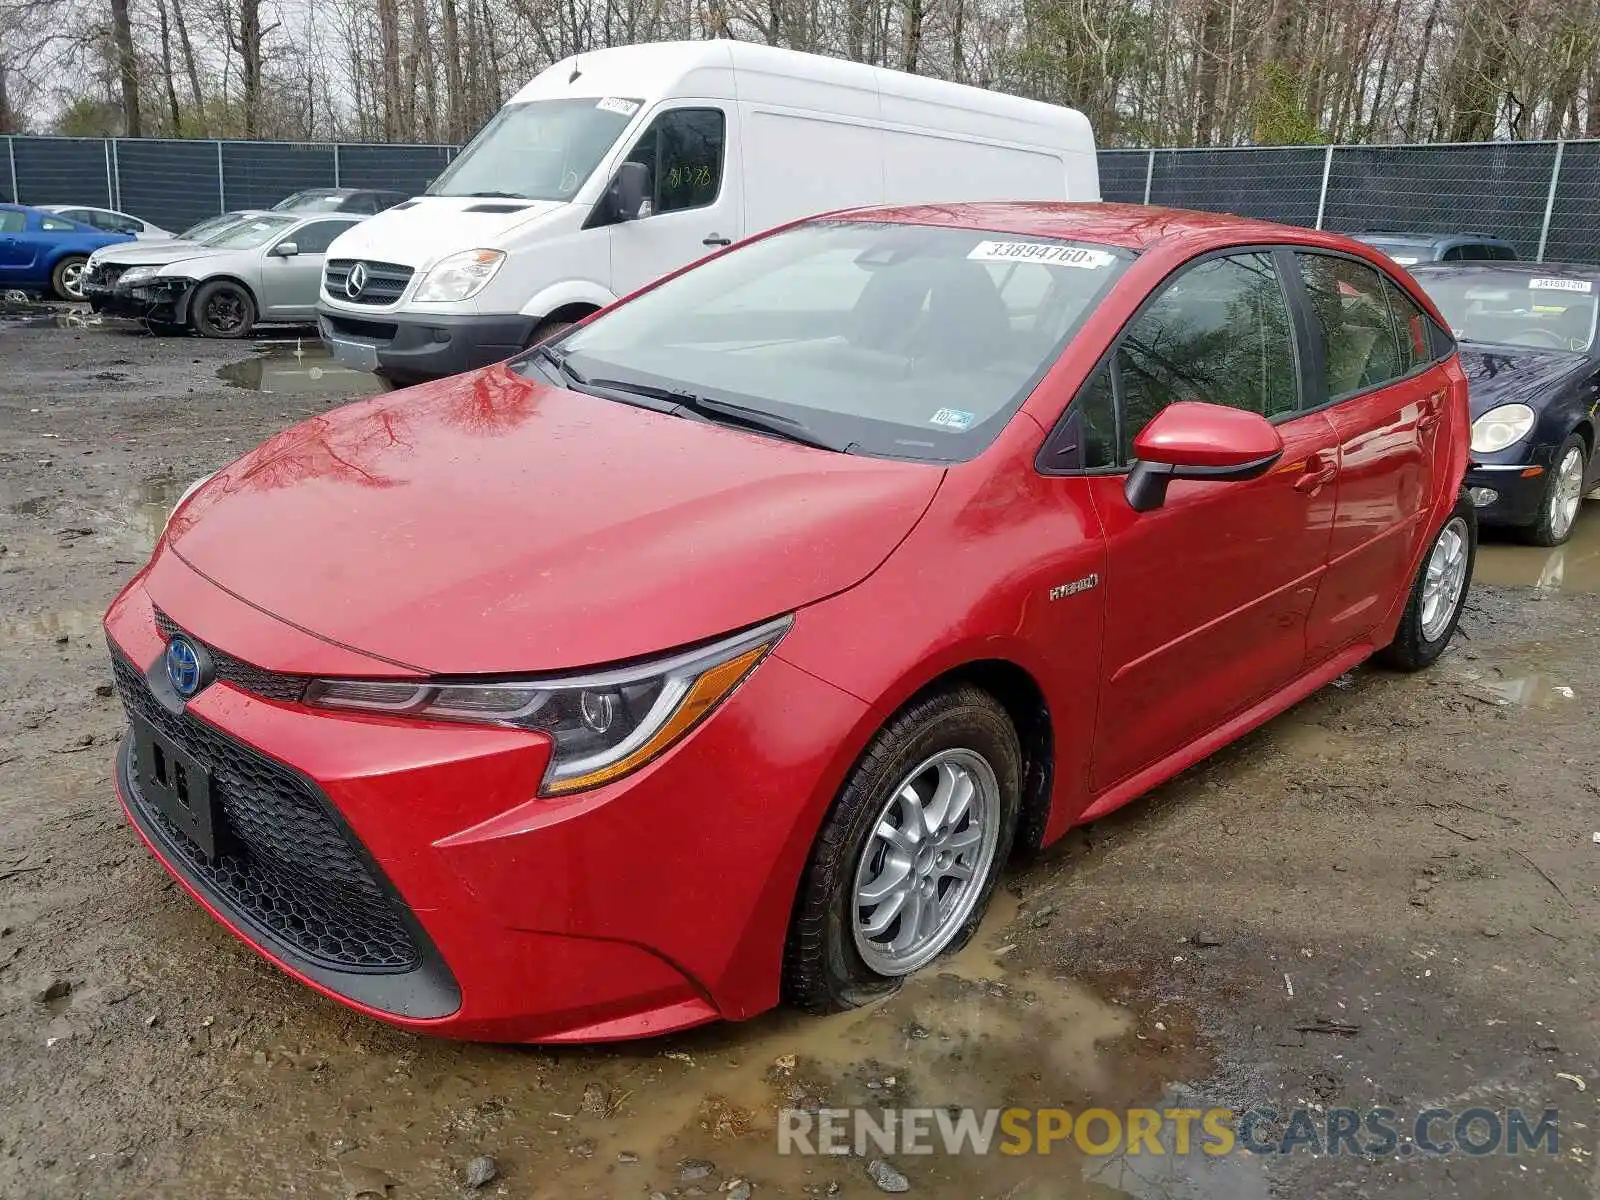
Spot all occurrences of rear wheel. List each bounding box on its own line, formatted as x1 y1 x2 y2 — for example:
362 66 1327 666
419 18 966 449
191 280 255 339
1525 434 1587 547
1378 496 1476 672
784 686 1021 1013
51 256 88 301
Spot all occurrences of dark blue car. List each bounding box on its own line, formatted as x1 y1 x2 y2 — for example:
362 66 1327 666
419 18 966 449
0 203 134 301
1413 261 1599 545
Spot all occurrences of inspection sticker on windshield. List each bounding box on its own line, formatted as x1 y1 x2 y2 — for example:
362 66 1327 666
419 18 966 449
968 241 1115 269
1530 277 1592 293
595 97 640 117
929 408 976 431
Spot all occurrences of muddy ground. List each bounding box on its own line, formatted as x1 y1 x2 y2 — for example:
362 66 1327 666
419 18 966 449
1 312 1597 1200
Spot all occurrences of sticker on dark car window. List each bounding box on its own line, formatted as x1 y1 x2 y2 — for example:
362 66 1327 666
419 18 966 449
1529 278 1592 293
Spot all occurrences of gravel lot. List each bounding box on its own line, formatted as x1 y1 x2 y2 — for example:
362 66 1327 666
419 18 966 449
1 312 1597 1199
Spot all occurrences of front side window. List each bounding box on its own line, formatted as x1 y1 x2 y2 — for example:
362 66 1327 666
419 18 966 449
285 220 354 255
0 210 25 234
621 108 726 216
1112 252 1300 462
538 221 1129 461
1298 253 1410 398
429 98 642 203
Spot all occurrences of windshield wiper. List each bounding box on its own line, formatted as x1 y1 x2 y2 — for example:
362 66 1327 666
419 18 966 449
665 389 852 453
463 190 530 200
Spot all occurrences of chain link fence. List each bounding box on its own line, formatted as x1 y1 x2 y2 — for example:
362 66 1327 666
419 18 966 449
1101 140 1600 263
2 134 1596 262
0 137 455 232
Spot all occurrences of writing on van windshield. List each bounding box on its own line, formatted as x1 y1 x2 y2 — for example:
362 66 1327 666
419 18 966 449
595 97 640 116
968 241 1116 269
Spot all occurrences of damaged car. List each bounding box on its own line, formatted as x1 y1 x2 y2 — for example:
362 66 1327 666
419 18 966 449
92 212 362 338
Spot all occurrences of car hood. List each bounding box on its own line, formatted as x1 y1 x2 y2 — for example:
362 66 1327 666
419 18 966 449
1458 346 1589 417
92 240 208 267
166 366 942 674
324 196 564 270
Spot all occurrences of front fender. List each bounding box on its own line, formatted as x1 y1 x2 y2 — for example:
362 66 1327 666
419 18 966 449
517 279 617 321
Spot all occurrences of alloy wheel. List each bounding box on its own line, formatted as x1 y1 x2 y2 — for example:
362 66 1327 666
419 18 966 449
851 748 1001 976
207 292 245 334
60 261 86 299
1420 515 1471 642
1548 446 1585 542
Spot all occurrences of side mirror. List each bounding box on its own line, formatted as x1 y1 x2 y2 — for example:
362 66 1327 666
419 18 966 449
605 162 650 223
270 241 299 257
1124 401 1284 512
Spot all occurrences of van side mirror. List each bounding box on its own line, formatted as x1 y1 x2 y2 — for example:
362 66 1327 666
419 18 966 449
271 241 299 258
1124 401 1284 512
606 162 650 223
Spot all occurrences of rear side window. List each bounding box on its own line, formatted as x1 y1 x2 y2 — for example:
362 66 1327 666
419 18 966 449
40 216 76 231
1297 253 1411 400
1489 244 1517 261
1381 278 1432 373
623 108 725 215
1114 252 1300 460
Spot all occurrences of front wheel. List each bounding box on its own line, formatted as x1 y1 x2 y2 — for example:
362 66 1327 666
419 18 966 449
190 280 255 339
1377 496 1476 672
51 256 88 301
784 686 1021 1013
1525 434 1587 547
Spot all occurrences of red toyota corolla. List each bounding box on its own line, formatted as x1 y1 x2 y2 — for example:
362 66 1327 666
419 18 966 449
105 203 1474 1042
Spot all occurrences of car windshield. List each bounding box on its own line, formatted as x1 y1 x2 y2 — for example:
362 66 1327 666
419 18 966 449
201 214 297 250
1415 269 1597 353
428 98 642 202
537 220 1130 461
273 190 343 212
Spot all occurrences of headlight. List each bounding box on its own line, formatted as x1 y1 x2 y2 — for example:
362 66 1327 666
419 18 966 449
162 472 214 534
412 249 506 302
304 616 792 795
1470 403 1536 453
118 265 157 284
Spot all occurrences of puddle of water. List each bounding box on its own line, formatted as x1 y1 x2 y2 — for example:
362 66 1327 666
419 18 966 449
1271 722 1359 759
1474 505 1600 593
0 608 103 643
1460 673 1576 708
219 341 373 397
169 891 1216 1199
0 306 101 330
101 474 182 553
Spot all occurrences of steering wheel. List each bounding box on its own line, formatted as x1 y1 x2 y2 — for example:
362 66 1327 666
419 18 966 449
1502 327 1568 349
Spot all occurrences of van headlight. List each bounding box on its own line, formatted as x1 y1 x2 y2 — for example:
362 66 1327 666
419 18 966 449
1470 403 1536 453
413 249 506 302
304 616 792 795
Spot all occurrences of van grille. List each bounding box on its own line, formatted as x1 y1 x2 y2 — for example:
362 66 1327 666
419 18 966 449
324 259 413 306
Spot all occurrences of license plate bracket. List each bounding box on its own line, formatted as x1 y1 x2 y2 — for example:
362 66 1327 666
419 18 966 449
130 716 221 859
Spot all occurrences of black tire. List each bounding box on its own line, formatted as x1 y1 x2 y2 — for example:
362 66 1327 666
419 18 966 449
1524 433 1588 547
1377 494 1477 672
190 280 256 339
783 685 1022 1014
51 255 88 302
526 317 577 347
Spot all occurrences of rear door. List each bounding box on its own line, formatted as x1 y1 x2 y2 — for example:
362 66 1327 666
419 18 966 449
1293 251 1449 661
261 219 357 318
1067 249 1342 792
608 105 741 297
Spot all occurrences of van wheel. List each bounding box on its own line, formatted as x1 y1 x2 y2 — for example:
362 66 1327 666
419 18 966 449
525 318 575 348
1377 495 1476 672
51 256 89 301
191 281 255 339
784 686 1021 1013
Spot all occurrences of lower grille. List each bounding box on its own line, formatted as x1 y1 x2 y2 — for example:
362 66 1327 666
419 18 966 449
112 647 421 973
153 609 308 704
86 263 127 291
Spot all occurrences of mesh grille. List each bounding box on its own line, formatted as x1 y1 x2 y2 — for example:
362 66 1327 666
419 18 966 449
152 609 308 703
324 259 413 306
112 646 421 973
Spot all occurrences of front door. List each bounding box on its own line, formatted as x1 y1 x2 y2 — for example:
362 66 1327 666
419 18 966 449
0 209 28 279
261 220 356 319
1294 252 1444 660
608 104 742 298
1077 250 1340 792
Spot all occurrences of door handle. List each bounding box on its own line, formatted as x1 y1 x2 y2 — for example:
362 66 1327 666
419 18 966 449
1294 453 1338 494
702 234 731 247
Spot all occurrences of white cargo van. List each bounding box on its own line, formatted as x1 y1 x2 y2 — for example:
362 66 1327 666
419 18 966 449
317 40 1098 383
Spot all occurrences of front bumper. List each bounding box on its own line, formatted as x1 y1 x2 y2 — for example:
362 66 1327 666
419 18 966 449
318 307 537 384
97 279 191 324
1464 442 1558 527
105 558 867 1042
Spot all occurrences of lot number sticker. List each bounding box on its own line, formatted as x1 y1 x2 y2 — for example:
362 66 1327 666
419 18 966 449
928 408 977 431
1529 277 1593 293
968 241 1116 269
596 97 641 117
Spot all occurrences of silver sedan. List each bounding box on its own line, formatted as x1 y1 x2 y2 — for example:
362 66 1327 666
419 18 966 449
87 212 365 338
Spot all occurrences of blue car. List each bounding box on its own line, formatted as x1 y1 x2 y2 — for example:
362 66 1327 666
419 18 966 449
0 203 135 301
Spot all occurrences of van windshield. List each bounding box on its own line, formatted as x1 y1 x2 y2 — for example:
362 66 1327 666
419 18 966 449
535 220 1129 462
428 98 643 202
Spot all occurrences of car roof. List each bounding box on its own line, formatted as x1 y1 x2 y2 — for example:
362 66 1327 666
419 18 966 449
1358 231 1512 245
816 202 1360 255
